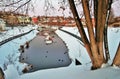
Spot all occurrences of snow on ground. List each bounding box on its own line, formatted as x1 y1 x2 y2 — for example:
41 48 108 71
108 27 120 63
0 25 36 42
0 25 39 78
59 27 120 64
16 27 120 79
0 26 120 79
17 66 120 79
4 65 19 79
57 27 91 65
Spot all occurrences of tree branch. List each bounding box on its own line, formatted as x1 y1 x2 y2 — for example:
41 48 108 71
5 0 23 7
12 0 32 12
68 0 93 64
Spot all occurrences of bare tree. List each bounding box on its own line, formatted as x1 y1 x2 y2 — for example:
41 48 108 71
5 0 23 7
68 0 120 69
44 0 56 16
0 0 33 15
12 0 32 13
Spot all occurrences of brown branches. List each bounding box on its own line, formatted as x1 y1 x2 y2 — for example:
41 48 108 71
12 0 32 12
5 0 23 7
68 0 93 65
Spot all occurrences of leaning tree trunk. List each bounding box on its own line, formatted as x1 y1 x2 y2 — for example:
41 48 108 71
112 43 120 66
68 0 94 65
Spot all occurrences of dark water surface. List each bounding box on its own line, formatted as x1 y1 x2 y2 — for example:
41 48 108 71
20 31 71 72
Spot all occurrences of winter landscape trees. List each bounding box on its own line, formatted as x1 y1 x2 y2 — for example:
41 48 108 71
0 0 120 71
0 0 33 14
68 0 120 69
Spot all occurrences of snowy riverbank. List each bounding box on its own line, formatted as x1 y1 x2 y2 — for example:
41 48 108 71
17 27 120 79
0 25 39 78
0 26 120 79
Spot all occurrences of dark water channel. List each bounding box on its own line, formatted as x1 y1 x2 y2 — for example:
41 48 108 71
19 31 71 72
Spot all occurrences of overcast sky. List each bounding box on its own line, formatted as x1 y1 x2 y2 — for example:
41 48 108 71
112 0 120 17
28 0 71 17
0 0 120 17
1 0 119 17
27 0 120 17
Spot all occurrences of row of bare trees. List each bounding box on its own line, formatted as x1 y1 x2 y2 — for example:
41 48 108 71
68 0 120 69
0 0 34 15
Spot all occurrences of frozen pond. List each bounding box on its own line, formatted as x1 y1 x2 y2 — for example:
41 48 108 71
20 30 71 72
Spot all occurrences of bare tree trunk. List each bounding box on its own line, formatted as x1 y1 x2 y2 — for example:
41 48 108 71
112 43 120 66
98 0 107 63
104 0 112 62
94 0 98 33
68 0 94 64
104 27 110 62
96 0 102 44
82 0 106 69
95 0 105 61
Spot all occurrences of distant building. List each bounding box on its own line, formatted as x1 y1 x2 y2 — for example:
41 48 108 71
32 16 38 24
8 14 17 25
0 18 6 31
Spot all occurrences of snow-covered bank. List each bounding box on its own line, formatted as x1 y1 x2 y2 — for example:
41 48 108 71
108 27 120 62
0 25 39 79
56 27 90 66
57 27 120 65
17 66 120 79
16 27 120 79
0 26 120 79
0 25 37 42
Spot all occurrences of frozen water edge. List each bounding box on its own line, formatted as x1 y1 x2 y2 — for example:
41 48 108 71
0 26 120 79
0 25 39 76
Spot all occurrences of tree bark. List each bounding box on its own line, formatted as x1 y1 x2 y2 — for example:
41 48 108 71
94 0 98 30
94 0 106 65
68 0 116 69
96 0 102 43
98 0 107 63
82 0 105 69
68 0 94 64
104 0 112 62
